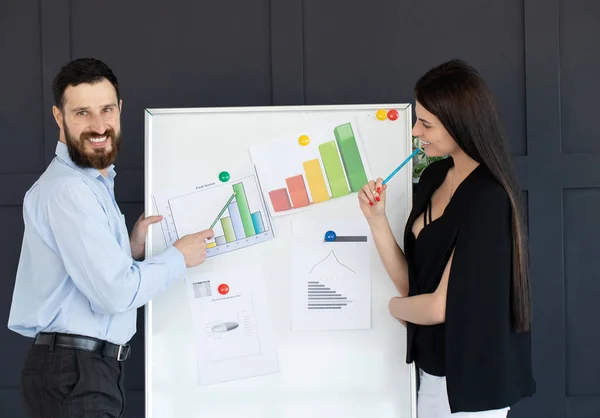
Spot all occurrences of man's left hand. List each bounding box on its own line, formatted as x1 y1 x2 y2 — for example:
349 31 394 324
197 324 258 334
130 212 163 260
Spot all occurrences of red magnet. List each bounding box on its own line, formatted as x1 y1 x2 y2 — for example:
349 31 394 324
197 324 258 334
387 109 399 121
218 284 230 295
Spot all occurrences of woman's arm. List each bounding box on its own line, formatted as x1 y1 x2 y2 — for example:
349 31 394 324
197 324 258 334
388 250 454 325
358 179 410 297
369 217 410 296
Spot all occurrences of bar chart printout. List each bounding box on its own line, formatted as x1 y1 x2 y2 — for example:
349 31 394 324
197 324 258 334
290 219 371 331
249 119 371 216
152 174 274 257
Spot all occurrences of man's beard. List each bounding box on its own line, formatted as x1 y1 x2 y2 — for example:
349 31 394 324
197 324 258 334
64 120 121 170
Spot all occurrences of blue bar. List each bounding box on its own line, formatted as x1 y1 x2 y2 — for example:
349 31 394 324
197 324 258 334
251 211 265 234
228 201 245 239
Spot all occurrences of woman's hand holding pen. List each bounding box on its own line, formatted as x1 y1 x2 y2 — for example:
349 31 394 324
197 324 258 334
359 177 409 298
358 178 387 222
359 149 419 223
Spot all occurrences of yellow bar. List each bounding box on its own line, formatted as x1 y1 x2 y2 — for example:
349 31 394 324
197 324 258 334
207 242 217 248
303 159 330 203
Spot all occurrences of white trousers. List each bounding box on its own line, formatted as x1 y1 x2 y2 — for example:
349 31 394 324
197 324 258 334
417 369 510 418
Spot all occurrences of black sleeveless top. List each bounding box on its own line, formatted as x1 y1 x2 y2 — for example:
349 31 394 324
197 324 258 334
403 157 536 413
406 180 452 377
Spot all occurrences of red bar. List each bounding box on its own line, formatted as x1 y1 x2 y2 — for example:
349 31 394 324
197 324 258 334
269 188 292 212
286 175 310 208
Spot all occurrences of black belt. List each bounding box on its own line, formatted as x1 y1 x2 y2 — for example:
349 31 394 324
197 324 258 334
34 332 131 362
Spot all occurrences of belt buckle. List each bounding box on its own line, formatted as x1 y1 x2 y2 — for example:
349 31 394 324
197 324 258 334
116 344 130 361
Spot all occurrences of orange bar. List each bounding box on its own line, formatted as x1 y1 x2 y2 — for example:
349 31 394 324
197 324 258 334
286 175 310 208
303 159 330 203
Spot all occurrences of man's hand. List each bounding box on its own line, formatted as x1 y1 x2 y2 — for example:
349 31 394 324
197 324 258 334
130 212 163 260
173 229 214 267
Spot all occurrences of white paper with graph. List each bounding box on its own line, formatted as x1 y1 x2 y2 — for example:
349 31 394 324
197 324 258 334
185 263 279 385
291 219 372 331
152 172 274 257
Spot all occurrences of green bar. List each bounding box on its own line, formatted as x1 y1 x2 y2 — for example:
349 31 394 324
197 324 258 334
334 123 368 192
233 182 256 237
220 217 236 242
318 141 350 198
210 194 235 229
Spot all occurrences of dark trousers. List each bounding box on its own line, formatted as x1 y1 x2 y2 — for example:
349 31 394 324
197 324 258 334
21 343 126 417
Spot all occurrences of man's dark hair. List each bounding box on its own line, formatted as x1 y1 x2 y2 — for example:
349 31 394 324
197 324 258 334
52 58 120 110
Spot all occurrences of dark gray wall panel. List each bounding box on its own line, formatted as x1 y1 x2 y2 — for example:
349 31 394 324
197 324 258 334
0 174 42 206
70 0 273 171
559 0 600 154
125 390 145 418
271 0 305 105
0 389 26 418
1 1 600 417
0 207 31 387
0 1 45 173
40 0 71 164
568 399 600 418
115 169 144 203
302 0 527 156
564 188 600 397
519 0 564 415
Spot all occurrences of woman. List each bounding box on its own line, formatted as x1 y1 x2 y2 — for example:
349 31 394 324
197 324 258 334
358 60 536 416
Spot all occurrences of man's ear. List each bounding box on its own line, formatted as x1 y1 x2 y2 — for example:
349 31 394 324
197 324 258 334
52 106 63 130
119 99 123 113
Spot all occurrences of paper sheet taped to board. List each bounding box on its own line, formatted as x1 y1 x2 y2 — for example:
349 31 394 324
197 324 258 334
185 263 279 385
249 118 373 217
152 171 274 257
291 219 372 331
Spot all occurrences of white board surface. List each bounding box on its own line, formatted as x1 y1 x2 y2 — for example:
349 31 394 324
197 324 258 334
144 104 417 418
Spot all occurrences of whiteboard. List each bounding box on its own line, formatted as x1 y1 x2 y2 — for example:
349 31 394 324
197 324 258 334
143 104 417 418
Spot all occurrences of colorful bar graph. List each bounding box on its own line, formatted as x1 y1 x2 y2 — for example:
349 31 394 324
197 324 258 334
302 159 329 203
318 141 350 198
269 188 292 212
232 182 256 237
228 201 245 239
334 123 368 192
251 211 265 233
220 217 235 243
215 236 226 246
286 175 310 208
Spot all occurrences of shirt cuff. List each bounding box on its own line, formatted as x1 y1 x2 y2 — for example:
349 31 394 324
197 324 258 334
155 245 187 281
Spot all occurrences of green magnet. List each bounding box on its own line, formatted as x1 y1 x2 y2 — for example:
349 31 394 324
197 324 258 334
219 171 230 182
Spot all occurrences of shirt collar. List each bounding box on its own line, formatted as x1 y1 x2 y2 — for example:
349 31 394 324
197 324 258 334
55 141 116 181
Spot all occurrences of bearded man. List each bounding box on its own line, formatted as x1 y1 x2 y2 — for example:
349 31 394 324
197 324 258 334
8 58 213 417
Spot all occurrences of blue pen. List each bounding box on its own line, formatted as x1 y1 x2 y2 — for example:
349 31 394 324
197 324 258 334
382 148 422 185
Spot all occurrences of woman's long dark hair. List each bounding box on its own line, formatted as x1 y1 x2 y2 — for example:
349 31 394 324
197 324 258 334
415 59 531 332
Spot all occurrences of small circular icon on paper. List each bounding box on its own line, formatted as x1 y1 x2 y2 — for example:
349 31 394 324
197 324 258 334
218 284 230 295
218 171 230 182
324 230 337 242
298 135 310 146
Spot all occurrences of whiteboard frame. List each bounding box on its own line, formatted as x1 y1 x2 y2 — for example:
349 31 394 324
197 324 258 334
143 104 417 418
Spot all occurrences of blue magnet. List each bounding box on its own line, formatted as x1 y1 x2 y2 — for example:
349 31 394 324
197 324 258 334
324 230 337 242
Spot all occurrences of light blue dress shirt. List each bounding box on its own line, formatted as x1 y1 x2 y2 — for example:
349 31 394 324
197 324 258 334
8 141 186 345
